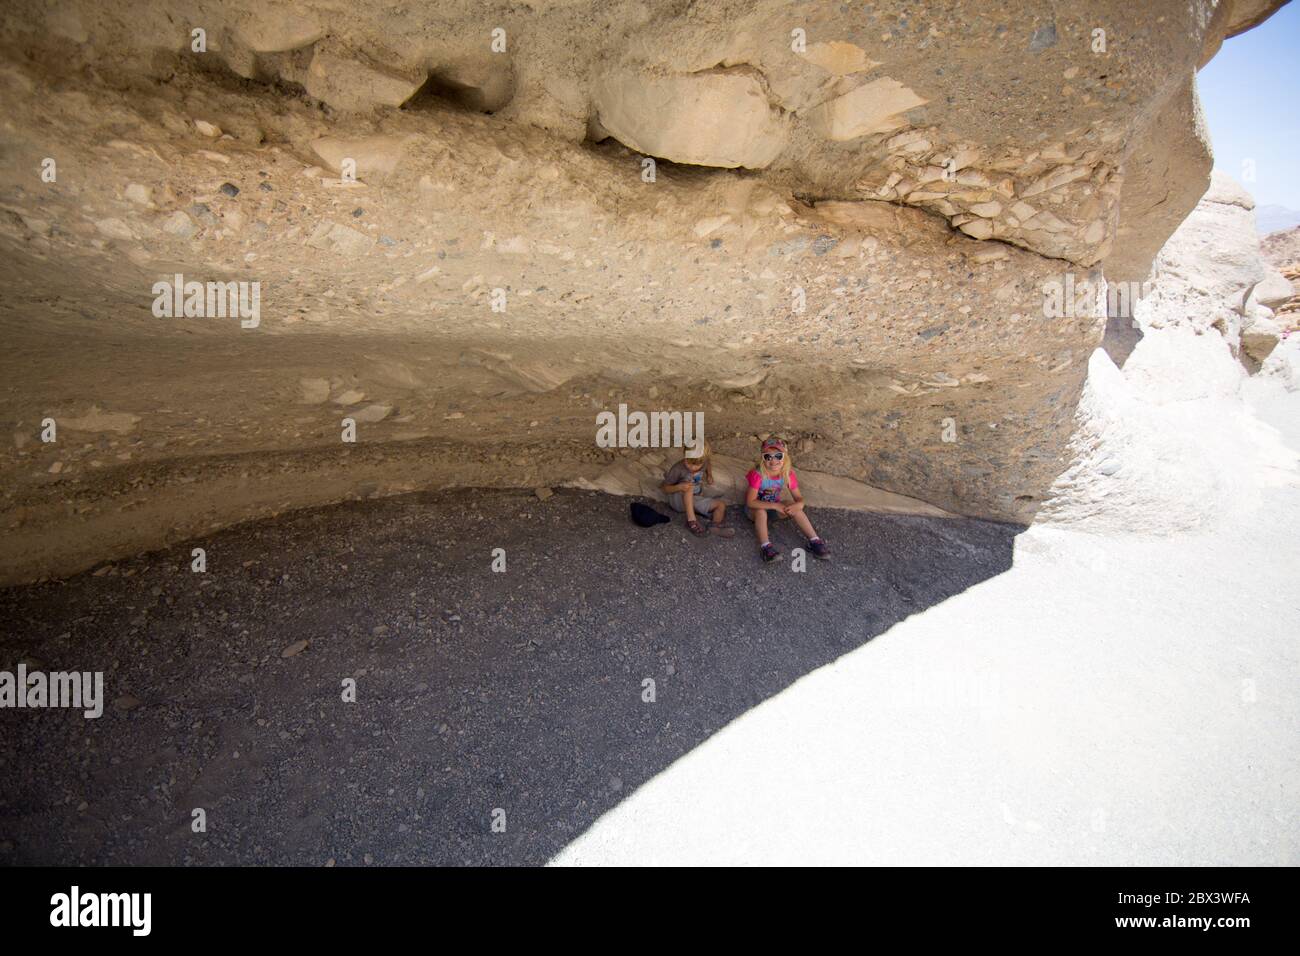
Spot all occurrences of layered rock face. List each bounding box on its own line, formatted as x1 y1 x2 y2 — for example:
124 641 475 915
0 0 1286 582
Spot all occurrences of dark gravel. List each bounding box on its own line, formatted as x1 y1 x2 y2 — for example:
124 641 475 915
0 489 1018 865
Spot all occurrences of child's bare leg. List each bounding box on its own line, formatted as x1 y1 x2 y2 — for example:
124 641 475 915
682 487 698 523
709 501 726 524
791 508 818 540
752 507 768 543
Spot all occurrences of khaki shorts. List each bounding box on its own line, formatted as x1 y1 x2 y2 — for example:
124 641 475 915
669 491 726 515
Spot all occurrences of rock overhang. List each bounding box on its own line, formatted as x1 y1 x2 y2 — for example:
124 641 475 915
0 0 1288 582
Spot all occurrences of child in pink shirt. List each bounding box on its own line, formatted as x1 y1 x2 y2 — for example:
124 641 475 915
744 437 830 563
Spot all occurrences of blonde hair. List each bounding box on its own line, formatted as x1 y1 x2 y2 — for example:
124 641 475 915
757 438 792 486
684 440 713 485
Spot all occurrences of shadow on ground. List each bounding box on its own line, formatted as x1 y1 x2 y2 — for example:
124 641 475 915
0 488 1019 865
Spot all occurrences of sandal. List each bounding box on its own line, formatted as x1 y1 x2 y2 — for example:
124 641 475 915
686 519 708 536
760 542 781 562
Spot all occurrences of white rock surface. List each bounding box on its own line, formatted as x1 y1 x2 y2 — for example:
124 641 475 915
1044 176 1300 533
1260 336 1300 390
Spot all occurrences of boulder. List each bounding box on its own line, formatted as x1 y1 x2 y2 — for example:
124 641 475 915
1241 313 1283 363
231 7 325 53
1252 270 1294 310
592 69 788 169
304 45 422 112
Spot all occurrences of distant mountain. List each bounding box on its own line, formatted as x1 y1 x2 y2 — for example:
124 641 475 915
1256 204 1300 235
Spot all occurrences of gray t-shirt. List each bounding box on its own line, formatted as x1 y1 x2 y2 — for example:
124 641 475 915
664 460 707 495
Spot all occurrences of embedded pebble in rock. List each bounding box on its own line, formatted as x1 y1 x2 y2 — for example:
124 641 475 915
305 222 375 257
958 219 994 240
803 41 878 75
161 211 195 237
94 218 133 240
351 404 393 423
298 379 331 404
310 135 413 181
58 406 140 434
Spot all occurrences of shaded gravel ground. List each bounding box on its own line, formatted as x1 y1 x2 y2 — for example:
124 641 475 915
0 489 1017 865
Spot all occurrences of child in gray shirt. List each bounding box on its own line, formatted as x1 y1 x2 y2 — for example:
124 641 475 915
661 442 734 537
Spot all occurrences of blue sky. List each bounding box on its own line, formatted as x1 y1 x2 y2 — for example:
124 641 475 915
1198 2 1300 209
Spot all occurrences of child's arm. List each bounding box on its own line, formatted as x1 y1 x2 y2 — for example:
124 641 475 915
661 464 690 494
746 485 787 513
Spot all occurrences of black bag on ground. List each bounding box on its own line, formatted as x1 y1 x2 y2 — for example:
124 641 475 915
630 502 670 527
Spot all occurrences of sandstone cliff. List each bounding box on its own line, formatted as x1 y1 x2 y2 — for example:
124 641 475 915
0 0 1288 582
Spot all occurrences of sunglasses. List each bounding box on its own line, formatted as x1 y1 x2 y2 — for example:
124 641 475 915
763 452 784 462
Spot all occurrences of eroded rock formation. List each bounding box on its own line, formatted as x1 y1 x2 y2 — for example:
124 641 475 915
0 0 1287 582
1043 172 1300 534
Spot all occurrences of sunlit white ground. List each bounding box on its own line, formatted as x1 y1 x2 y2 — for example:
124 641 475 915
552 377 1300 866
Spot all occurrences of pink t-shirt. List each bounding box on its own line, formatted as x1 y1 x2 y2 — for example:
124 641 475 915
747 468 798 502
